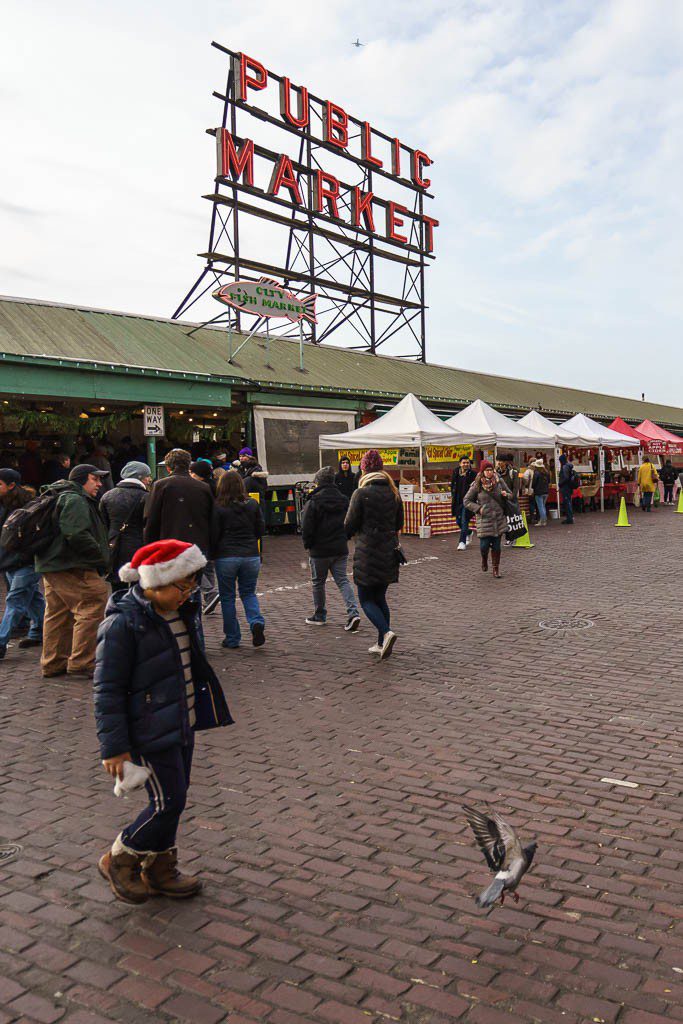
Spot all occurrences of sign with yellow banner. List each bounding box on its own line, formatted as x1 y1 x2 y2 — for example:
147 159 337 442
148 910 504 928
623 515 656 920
425 445 474 463
336 448 399 467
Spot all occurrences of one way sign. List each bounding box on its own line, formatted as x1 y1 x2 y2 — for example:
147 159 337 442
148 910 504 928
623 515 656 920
143 405 165 437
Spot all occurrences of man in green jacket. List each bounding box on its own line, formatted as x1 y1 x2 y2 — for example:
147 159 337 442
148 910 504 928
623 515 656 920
36 464 110 679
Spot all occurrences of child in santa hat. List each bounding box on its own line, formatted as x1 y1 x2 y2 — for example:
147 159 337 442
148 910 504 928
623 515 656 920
94 539 233 904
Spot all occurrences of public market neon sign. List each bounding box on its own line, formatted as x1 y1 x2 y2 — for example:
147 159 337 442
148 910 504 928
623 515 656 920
217 52 439 255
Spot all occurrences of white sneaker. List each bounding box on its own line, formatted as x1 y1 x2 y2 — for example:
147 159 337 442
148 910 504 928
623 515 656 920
457 541 466 551
466 535 472 546
380 631 397 660
368 643 382 655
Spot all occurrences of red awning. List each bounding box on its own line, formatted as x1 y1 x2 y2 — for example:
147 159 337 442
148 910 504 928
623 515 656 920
608 418 649 444
635 419 683 455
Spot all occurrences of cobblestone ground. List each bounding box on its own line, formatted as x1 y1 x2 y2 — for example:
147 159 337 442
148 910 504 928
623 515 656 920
1 506 683 1024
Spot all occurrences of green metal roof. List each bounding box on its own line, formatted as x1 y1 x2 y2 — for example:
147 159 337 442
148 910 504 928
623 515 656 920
1 296 682 428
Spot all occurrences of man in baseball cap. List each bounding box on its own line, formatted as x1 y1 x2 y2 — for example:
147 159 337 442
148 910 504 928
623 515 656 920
35 463 111 679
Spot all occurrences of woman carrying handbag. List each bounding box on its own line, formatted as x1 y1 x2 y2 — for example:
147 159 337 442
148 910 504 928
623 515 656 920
464 461 512 579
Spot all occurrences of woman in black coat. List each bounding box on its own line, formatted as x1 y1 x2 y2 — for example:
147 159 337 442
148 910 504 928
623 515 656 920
344 451 404 660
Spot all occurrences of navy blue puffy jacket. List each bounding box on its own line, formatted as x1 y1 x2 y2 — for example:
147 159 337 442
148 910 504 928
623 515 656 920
94 586 233 759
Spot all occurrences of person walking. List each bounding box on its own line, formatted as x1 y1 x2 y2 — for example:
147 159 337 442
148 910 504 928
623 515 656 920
450 455 476 550
660 460 677 504
464 461 511 579
531 458 550 526
0 469 45 659
212 470 266 649
637 456 659 512
344 450 403 660
94 539 232 904
301 466 361 631
36 464 110 679
558 454 575 525
497 455 520 498
100 461 152 592
144 449 213 555
334 457 358 500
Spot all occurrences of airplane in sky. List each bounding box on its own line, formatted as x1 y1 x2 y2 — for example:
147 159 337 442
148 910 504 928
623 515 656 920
351 38 364 47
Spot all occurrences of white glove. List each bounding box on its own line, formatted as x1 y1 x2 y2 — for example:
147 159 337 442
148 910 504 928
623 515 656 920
113 761 151 798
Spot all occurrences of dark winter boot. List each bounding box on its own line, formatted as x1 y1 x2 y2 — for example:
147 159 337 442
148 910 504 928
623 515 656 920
98 839 149 905
481 551 489 572
142 848 202 898
491 550 503 579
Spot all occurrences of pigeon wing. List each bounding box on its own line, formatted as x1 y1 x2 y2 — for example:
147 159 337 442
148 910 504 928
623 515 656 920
491 813 524 868
463 806 507 872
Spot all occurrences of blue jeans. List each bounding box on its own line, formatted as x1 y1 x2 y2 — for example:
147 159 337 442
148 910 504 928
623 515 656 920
357 583 390 644
123 738 194 853
0 567 45 650
560 490 574 523
479 535 502 555
535 494 547 522
215 556 264 647
456 505 472 543
640 491 653 511
310 555 359 619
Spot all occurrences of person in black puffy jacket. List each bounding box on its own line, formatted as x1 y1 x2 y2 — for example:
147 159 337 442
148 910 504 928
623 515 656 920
99 461 152 590
301 466 360 630
344 451 404 661
94 539 232 905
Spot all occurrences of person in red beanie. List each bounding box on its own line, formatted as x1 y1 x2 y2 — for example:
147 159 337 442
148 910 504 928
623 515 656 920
463 461 511 578
94 539 233 904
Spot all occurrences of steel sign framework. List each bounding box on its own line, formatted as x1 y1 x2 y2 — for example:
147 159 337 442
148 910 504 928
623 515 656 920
173 44 439 361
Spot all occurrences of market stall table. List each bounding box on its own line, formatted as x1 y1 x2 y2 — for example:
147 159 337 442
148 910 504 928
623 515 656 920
402 498 459 536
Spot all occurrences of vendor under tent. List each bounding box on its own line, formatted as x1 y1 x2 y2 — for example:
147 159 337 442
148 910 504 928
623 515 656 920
560 413 639 512
634 419 683 456
518 409 596 514
444 399 553 451
318 392 482 497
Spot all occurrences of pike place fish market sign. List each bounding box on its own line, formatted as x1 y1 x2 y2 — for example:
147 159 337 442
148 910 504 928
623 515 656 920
213 277 317 323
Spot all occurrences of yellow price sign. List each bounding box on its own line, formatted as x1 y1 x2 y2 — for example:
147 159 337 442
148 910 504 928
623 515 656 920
336 448 399 467
425 445 474 463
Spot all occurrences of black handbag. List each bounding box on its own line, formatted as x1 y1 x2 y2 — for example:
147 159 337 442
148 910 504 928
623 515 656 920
394 544 408 566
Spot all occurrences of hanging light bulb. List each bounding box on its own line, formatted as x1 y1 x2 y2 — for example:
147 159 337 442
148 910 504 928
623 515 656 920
79 412 89 419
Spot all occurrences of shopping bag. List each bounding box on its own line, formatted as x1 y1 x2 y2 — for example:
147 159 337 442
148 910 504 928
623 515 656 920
505 511 527 541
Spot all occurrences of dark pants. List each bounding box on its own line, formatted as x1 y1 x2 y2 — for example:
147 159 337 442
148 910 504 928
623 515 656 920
664 485 674 503
310 555 359 619
640 491 653 511
479 535 502 555
357 583 390 643
455 505 472 543
560 490 574 523
122 738 194 853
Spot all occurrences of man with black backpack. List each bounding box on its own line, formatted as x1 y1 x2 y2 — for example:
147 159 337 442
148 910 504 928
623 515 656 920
35 464 110 679
0 469 45 660
558 453 578 525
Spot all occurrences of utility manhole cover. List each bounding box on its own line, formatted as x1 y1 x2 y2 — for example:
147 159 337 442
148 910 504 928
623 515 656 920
0 843 22 865
539 617 593 631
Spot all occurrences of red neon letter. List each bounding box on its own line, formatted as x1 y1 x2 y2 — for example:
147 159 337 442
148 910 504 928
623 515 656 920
361 122 383 168
392 138 402 177
233 53 268 101
422 214 439 253
268 154 303 205
279 77 309 128
324 101 349 149
386 201 408 244
313 170 341 218
412 150 432 189
352 188 375 232
216 129 254 186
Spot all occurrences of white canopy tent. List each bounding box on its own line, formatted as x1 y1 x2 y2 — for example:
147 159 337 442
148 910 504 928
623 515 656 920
559 413 640 512
445 399 553 450
318 392 483 494
519 409 595 504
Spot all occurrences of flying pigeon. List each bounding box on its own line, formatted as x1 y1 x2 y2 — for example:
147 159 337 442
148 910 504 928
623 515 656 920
464 805 537 908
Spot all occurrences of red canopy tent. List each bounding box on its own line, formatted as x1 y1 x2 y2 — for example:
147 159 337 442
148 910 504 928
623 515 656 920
608 417 649 444
635 419 683 456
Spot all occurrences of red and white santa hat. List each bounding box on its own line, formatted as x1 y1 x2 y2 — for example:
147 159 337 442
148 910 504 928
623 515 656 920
119 539 206 588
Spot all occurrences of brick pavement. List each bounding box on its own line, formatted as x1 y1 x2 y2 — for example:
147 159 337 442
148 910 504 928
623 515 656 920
1 506 682 1023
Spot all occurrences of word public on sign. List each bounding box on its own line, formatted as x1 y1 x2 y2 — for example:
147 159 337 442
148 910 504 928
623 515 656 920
216 51 439 256
336 449 399 467
143 405 165 438
213 277 317 323
425 445 474 463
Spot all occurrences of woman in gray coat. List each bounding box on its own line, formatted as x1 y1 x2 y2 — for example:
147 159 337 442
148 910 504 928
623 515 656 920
464 461 512 579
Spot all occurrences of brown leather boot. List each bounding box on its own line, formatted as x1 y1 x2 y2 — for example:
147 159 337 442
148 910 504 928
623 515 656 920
481 551 489 572
98 849 149 905
491 550 503 578
142 848 202 898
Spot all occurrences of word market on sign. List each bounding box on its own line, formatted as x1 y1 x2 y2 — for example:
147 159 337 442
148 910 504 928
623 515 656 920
216 52 439 256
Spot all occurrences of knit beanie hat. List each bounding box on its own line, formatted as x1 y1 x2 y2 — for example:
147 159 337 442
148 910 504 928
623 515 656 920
360 449 383 474
239 447 253 457
190 460 213 481
479 460 494 473
121 461 152 480
314 466 335 486
119 539 206 588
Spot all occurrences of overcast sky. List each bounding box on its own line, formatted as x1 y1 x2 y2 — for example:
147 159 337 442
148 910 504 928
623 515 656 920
2 0 682 405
